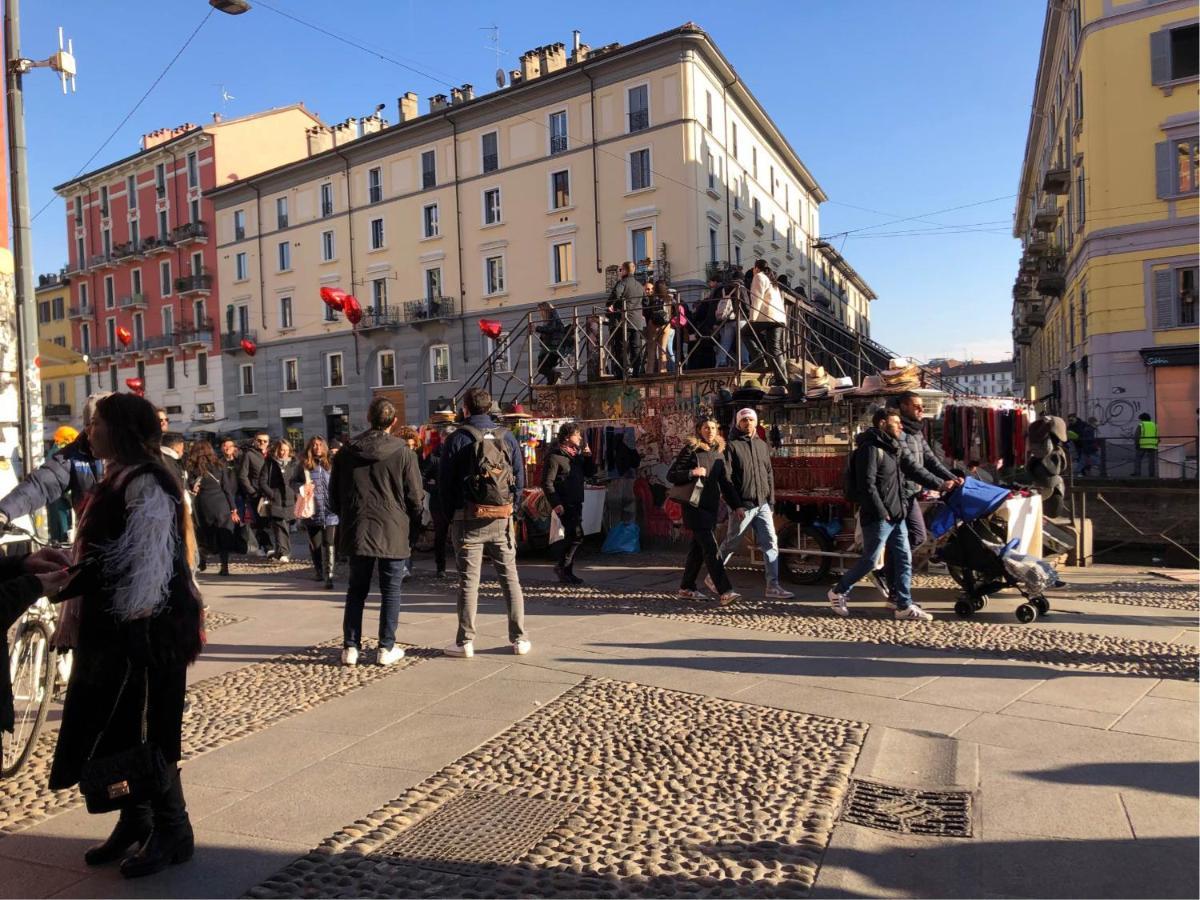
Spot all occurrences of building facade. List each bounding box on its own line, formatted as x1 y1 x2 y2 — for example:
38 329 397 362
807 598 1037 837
1012 0 1198 447
55 105 322 434
34 271 87 444
208 25 878 437
937 359 1014 397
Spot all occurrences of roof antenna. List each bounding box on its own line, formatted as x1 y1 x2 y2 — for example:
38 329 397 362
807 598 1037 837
480 24 507 88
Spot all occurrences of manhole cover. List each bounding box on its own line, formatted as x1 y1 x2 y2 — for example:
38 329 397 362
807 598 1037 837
839 779 972 837
375 789 579 875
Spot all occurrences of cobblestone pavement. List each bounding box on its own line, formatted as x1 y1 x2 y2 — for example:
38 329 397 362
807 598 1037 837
1052 581 1199 610
497 582 1199 682
249 677 867 899
0 640 431 837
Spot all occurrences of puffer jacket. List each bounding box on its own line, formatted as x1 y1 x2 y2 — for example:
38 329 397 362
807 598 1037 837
0 432 102 522
724 430 774 508
855 428 944 526
667 435 742 528
898 415 955 501
542 444 596 511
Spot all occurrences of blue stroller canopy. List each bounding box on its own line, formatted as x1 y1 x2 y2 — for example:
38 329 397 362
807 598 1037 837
929 477 1012 539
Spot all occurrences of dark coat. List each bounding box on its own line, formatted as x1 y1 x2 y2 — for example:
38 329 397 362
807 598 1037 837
607 274 646 330
237 447 266 498
50 463 201 790
898 415 954 501
667 436 742 530
0 433 102 522
535 311 568 353
330 429 424 559
1 555 45 736
258 457 300 520
855 428 944 526
438 415 525 518
542 445 596 511
192 466 236 531
724 430 775 509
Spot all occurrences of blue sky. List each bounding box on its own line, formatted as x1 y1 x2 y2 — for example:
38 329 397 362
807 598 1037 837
18 0 1045 363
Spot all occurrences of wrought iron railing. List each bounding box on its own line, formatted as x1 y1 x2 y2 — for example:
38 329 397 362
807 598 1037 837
404 296 457 323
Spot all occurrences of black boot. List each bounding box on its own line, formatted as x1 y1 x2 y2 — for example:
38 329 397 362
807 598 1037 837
324 546 336 589
218 551 230 577
84 804 152 866
120 769 194 879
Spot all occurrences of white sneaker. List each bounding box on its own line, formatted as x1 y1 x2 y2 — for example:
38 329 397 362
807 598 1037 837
894 604 933 622
512 639 531 656
377 646 405 666
765 584 795 600
444 641 474 658
340 646 358 666
827 588 850 617
277 555 290 564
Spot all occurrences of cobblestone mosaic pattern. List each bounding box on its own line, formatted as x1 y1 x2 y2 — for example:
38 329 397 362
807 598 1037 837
249 678 867 899
203 609 249 632
839 779 972 838
0 641 430 836
504 583 1200 682
1054 582 1199 611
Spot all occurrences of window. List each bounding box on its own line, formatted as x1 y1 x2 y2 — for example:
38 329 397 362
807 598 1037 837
38 302 49 324
277 240 291 271
197 352 208 386
320 229 335 262
129 219 140 249
1151 23 1198 84
193 298 205 327
189 197 200 224
155 163 166 196
327 353 344 387
425 267 442 300
239 363 254 395
102 228 111 257
552 241 574 284
1178 266 1198 326
162 306 174 337
421 150 436 189
1076 167 1086 227
157 208 168 239
235 252 249 281
100 186 110 218
369 217 385 250
481 131 498 173
770 165 775 197
706 149 716 192
631 226 653 266
551 170 570 209
233 209 245 240
483 188 502 225
186 151 199 188
191 251 203 277
368 167 382 204
276 196 288 229
324 297 339 322
378 350 396 386
371 278 387 310
752 146 758 179
283 358 299 392
483 334 510 373
79 283 89 309
279 296 293 329
320 183 334 218
126 175 137 210
485 255 505 295
709 227 719 263
549 110 568 155
104 276 115 309
705 90 713 132
752 197 763 228
132 313 144 345
131 269 142 297
429 344 450 383
235 303 250 335
731 121 739 159
629 148 651 191
80 323 91 354
165 355 175 390
628 85 649 132
160 260 171 296
73 196 83 224
75 236 84 269
1074 73 1084 121
422 203 439 238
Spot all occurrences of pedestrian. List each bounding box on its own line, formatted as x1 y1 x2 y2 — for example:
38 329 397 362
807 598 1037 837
257 439 298 563
330 398 424 666
186 440 237 576
605 261 645 377
717 408 794 600
535 301 567 385
827 408 955 620
1132 412 1158 477
1081 416 1101 475
438 387 530 658
712 273 742 368
159 432 187 485
156 407 169 434
45 426 81 542
396 426 424 576
542 422 596 585
298 436 339 588
894 391 962 584
748 260 788 383
421 440 449 578
237 431 272 557
669 417 743 605
642 278 671 375
49 392 203 879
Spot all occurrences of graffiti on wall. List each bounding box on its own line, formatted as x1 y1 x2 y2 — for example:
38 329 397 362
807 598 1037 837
1089 398 1142 428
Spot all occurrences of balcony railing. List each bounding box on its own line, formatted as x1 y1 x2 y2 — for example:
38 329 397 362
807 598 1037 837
1013 326 1033 346
179 320 214 348
482 153 498 173
404 295 457 323
220 329 258 352
171 221 208 244
175 273 213 294
142 236 174 255
549 134 568 155
1033 202 1062 230
89 343 118 359
1036 255 1066 297
118 293 148 309
1042 166 1070 195
89 253 113 270
358 308 406 331
111 241 140 260
68 304 93 320
628 109 649 132
44 404 71 419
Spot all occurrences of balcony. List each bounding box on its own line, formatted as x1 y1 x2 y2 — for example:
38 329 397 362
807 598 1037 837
1024 303 1046 327
628 109 649 132
481 153 498 173
171 221 208 245
357 308 406 332
1033 202 1062 230
1036 255 1066 297
1026 231 1051 255
118 293 148 310
549 134 568 156
89 343 119 360
220 329 258 352
89 253 115 271
179 318 214 349
175 272 213 295
1013 326 1033 346
68 304 94 320
111 241 141 260
403 295 457 324
141 236 174 255
44 404 71 419
1042 166 1070 195
140 334 178 354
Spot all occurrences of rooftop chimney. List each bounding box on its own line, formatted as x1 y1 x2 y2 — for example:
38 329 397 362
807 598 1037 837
540 42 566 75
449 86 463 105
360 111 387 136
572 30 581 53
520 51 540 82
429 93 449 113
460 83 474 101
331 117 359 145
509 68 522 86
307 125 333 156
398 92 419 122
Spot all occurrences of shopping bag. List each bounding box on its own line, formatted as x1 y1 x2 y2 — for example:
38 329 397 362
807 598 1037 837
548 508 566 544
601 521 640 554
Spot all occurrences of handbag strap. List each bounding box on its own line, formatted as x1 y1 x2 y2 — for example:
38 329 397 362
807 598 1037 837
86 658 149 761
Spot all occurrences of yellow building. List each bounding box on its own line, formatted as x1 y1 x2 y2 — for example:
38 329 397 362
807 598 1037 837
34 272 86 446
207 25 877 431
1013 0 1198 464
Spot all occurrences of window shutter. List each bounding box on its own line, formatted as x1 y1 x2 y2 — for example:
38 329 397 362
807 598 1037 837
1150 30 1171 85
1155 141 1173 198
1153 269 1175 329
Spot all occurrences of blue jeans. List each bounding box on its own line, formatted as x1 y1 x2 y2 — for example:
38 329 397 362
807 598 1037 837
836 517 913 609
719 502 780 585
342 555 406 650
717 321 740 367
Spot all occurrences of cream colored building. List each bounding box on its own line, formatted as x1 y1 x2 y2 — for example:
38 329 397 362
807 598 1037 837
34 272 87 445
209 24 876 432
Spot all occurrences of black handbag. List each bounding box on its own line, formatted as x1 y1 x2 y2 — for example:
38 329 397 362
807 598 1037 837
667 477 704 508
79 661 171 814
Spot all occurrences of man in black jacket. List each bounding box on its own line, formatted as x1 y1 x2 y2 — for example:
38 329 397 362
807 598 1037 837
717 408 794 600
330 398 424 667
896 392 961 554
238 431 271 556
542 422 596 585
828 408 954 621
606 261 645 377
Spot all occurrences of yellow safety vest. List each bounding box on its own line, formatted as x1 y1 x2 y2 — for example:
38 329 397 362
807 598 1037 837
1137 420 1159 449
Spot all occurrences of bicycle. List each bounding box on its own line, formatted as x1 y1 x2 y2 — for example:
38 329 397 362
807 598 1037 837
1 525 73 778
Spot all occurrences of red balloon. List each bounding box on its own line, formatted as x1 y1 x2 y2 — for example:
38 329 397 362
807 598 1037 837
240 338 257 356
319 286 346 311
343 294 363 325
479 318 503 340
116 326 133 346
125 377 144 394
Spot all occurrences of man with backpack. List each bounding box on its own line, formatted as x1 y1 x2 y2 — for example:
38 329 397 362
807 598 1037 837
438 388 530 658
828 408 955 621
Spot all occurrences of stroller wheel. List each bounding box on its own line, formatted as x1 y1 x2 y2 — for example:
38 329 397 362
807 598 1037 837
1016 603 1039 624
972 595 988 611
1032 596 1050 617
954 599 975 618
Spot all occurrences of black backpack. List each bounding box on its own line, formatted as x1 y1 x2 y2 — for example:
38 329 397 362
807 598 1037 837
842 444 882 506
460 425 515 512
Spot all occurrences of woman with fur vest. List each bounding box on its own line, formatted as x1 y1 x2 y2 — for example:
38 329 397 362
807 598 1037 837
667 417 744 605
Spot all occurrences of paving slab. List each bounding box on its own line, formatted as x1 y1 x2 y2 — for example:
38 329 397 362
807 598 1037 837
0 857 87 899
420 677 572 722
997 699 1120 729
327 712 509 772
1021 672 1158 714
1112 695 1200 742
851 726 979 790
1150 678 1200 702
183 727 358 792
1119 790 1200 839
956 712 1200 763
901 673 1045 712
276 686 446 737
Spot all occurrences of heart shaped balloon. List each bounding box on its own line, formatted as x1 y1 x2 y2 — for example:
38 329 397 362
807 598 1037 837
319 286 346 311
125 376 144 394
343 294 363 326
240 338 257 356
478 318 503 340
116 326 133 346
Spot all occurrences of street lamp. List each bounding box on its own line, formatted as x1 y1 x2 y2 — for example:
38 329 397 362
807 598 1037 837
209 0 252 13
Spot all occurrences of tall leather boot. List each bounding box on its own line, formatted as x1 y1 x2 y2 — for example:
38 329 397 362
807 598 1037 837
324 545 336 590
310 546 324 582
84 803 152 866
120 769 194 879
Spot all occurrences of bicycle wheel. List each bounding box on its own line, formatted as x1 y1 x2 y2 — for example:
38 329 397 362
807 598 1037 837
1 619 55 778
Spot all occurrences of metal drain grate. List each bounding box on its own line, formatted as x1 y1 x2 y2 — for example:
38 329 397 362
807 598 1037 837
375 789 580 875
839 779 972 837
